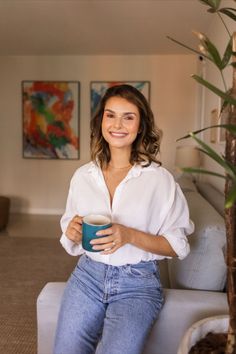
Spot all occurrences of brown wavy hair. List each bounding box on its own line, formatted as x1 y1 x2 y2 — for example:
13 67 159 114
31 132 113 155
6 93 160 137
90 84 162 168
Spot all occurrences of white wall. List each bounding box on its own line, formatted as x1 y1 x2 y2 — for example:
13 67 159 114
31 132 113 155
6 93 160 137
201 0 235 192
0 54 198 214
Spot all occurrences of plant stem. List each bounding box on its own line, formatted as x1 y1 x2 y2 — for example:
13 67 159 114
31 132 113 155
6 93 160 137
217 12 231 38
221 69 228 92
166 36 210 61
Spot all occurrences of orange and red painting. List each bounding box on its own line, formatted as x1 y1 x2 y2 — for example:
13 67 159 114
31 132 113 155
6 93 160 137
22 81 79 159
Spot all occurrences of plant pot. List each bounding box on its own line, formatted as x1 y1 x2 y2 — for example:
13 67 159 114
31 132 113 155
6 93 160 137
177 314 229 354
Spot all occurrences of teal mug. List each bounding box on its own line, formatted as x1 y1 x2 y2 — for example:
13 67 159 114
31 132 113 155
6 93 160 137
82 214 112 252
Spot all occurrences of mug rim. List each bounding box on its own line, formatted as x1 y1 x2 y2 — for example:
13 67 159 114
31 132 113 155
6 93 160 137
83 214 111 226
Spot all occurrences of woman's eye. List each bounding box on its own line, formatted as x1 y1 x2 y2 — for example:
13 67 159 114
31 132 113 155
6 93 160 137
124 115 134 120
106 113 114 118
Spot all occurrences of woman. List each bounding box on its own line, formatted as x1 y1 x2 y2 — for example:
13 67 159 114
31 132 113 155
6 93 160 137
54 84 194 354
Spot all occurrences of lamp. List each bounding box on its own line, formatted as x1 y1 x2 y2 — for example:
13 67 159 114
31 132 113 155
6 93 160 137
175 145 201 181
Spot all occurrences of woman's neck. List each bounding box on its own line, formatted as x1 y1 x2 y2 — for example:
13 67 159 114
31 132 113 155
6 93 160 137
108 149 131 169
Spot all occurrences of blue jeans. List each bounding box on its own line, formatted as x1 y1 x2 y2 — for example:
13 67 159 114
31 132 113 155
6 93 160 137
53 254 164 354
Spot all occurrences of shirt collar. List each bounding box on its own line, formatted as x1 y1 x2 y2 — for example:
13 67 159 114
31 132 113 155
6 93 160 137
87 161 158 179
129 162 158 178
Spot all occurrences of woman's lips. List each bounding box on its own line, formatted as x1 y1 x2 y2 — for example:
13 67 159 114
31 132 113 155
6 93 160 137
109 132 128 138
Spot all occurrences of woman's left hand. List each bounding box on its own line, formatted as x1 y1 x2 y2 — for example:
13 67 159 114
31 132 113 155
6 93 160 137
90 223 132 254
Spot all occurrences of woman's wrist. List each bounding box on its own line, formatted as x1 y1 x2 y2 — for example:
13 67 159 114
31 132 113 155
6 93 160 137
127 227 139 245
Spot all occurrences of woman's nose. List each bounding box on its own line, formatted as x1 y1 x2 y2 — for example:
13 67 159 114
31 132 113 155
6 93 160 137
113 117 122 129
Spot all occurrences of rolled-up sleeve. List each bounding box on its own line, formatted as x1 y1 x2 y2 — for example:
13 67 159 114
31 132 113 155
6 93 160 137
158 184 194 259
59 175 84 257
60 233 84 256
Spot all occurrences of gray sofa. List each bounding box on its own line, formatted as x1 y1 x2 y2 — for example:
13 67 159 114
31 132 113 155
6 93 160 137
37 177 228 354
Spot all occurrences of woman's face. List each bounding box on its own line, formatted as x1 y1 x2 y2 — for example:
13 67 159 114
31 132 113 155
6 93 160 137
101 96 140 152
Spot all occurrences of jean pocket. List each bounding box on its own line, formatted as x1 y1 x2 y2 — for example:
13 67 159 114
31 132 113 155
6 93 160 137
72 254 88 278
126 261 158 279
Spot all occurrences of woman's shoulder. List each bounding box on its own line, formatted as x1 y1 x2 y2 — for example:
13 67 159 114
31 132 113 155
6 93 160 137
71 161 95 180
144 164 183 205
138 163 177 192
143 162 175 181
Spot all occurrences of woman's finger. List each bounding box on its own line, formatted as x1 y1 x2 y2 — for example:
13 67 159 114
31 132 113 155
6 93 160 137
96 227 113 237
71 223 82 233
101 242 118 255
90 235 113 245
74 215 82 223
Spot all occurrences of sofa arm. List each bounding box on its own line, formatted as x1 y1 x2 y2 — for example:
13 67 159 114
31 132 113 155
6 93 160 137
143 288 228 354
37 282 65 354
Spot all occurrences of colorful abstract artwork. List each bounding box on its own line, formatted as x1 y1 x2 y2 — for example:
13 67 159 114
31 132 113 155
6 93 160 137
90 81 150 117
22 81 80 159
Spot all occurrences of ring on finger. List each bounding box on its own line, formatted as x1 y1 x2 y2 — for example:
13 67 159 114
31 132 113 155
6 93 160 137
112 241 116 247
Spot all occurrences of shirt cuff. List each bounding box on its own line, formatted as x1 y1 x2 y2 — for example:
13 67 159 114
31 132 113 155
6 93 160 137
60 234 84 256
162 232 190 260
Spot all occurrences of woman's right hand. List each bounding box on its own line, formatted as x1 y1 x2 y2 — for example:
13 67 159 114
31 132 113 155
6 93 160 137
65 215 83 244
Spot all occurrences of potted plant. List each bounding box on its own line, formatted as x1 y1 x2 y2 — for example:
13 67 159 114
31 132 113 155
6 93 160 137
178 315 229 354
168 1 236 353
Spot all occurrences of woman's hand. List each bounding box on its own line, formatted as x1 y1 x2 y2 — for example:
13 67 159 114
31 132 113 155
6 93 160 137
90 223 133 254
90 223 177 257
65 215 83 244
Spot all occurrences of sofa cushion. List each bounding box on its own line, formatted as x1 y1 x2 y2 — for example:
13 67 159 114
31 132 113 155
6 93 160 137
168 190 226 291
176 176 198 193
158 259 170 288
196 181 224 217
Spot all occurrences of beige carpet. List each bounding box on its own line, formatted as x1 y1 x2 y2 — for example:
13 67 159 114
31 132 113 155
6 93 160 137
0 236 78 354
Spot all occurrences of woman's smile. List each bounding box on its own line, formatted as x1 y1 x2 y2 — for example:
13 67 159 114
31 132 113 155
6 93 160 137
109 131 129 138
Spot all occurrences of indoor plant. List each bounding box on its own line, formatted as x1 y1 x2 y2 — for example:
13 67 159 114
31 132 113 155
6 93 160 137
168 0 236 353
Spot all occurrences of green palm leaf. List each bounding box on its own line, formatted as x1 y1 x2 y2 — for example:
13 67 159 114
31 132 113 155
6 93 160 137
203 36 222 68
166 36 210 60
192 75 236 105
198 148 236 179
219 8 236 21
181 167 226 179
225 185 236 208
189 133 236 178
221 37 233 69
226 160 236 179
177 124 236 140
199 0 221 11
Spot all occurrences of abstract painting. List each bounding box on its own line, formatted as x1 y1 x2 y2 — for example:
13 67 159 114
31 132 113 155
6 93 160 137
22 81 80 159
90 81 150 117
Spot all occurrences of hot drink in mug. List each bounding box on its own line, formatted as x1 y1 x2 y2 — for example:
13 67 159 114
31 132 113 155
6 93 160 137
82 214 112 252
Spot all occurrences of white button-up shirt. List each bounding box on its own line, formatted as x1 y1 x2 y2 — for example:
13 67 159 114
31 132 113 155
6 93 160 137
60 161 194 266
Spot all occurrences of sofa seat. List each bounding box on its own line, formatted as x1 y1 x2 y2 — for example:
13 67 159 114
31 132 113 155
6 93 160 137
37 282 228 354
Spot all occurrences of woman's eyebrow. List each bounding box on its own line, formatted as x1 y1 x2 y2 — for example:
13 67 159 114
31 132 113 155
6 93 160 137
104 109 137 116
104 109 115 113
